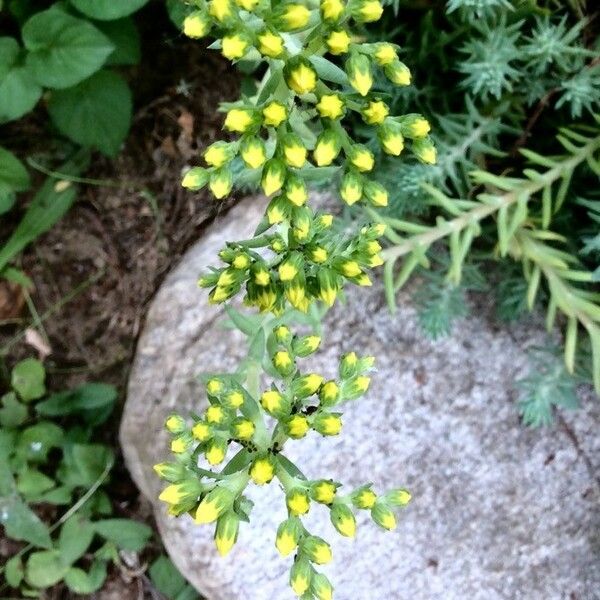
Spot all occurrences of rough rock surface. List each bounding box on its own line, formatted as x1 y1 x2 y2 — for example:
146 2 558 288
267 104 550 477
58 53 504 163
120 195 600 600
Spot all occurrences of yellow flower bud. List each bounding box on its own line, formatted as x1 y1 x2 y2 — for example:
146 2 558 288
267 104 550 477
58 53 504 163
319 380 339 405
205 439 227 465
313 129 341 166
378 123 404 156
183 11 210 38
311 480 337 504
203 142 234 167
292 334 321 356
240 137 267 169
316 94 345 119
362 99 389 125
262 101 288 127
279 3 311 30
313 412 342 435
182 167 208 190
282 134 307 168
312 573 334 600
352 487 377 509
232 417 255 440
206 405 225 424
165 414 185 433
224 108 256 133
386 488 412 506
258 30 285 58
401 115 431 138
373 43 397 65
195 486 233 523
261 159 286 195
235 0 259 9
353 0 383 22
192 420 211 441
384 60 411 86
340 171 363 205
309 246 328 263
292 373 324 397
330 503 356 537
364 181 388 207
290 557 312 596
346 53 372 97
326 29 351 55
413 137 437 164
285 414 310 438
276 517 300 556
221 34 249 60
285 58 317 95
285 175 308 206
302 535 332 564
171 436 189 453
286 488 310 515
208 0 233 22
260 389 286 414
274 324 292 342
371 501 397 530
209 168 233 199
320 0 345 21
159 479 202 505
249 456 275 484
348 144 374 172
214 511 239 556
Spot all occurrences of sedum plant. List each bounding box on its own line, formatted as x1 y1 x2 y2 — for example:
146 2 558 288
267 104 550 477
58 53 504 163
156 0 431 596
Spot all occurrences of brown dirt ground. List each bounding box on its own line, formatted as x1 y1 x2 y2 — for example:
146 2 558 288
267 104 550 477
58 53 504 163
0 7 241 598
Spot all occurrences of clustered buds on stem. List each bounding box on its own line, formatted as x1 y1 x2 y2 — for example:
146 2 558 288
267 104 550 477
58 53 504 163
156 326 411 597
158 0 434 596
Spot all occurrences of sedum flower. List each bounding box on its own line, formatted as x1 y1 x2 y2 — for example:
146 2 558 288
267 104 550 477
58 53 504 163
206 438 227 465
285 57 318 94
362 100 389 125
183 11 211 38
195 486 233 523
331 502 357 537
158 479 202 506
282 134 308 168
250 456 275 484
258 30 285 58
224 108 257 133
221 34 250 60
165 414 185 433
285 175 308 206
385 60 411 86
154 461 187 482
274 324 292 342
287 488 311 515
319 380 340 405
262 101 288 127
340 171 363 205
276 517 301 556
313 129 341 166
171 435 190 453
273 349 295 375
261 159 287 195
192 420 212 441
302 536 332 564
346 53 373 96
292 373 324 397
364 180 389 207
240 137 267 169
317 268 339 306
316 94 345 119
386 488 412 506
215 511 239 556
353 0 384 22
261 389 287 415
313 412 342 435
413 137 437 164
232 417 255 440
278 3 311 30
308 245 328 263
352 486 377 509
378 122 404 155
293 334 321 356
373 42 397 65
348 144 375 172
326 30 351 55
400 115 431 138
209 168 233 199
204 141 235 167
320 0 345 22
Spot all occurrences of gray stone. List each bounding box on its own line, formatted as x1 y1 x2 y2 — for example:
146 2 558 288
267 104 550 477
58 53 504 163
120 195 600 600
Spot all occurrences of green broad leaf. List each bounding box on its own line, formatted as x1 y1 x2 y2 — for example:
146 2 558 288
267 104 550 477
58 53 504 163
223 305 259 337
221 449 251 476
64 561 107 594
0 391 28 428
37 484 72 505
17 468 55 498
25 550 70 588
36 382 117 426
0 147 30 214
96 18 141 66
0 497 52 548
17 421 64 462
0 154 84 273
93 518 152 551
308 56 348 86
0 37 20 78
48 70 132 156
11 358 45 402
23 8 114 89
0 59 42 124
276 455 306 480
5 555 24 588
59 515 95 565
149 555 199 600
246 327 265 363
69 0 150 20
2 266 34 289
58 443 114 488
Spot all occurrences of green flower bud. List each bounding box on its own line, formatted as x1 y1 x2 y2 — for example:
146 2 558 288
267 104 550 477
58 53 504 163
251 262 271 286
378 121 404 156
292 334 321 357
182 167 209 190
340 170 363 205
373 42 398 66
352 0 384 22
302 535 332 564
371 500 397 530
278 251 304 282
386 488 412 506
267 194 292 225
332 256 362 278
313 129 342 166
342 374 371 399
198 271 220 288
291 373 324 398
412 137 437 164
317 268 340 307
346 53 372 97
290 556 313 596
348 144 375 172
384 60 411 86
158 478 203 506
330 502 357 537
214 510 240 556
209 167 233 199
312 412 342 436
339 352 358 378
153 461 188 482
364 180 389 207
319 380 340 405
261 159 287 196
276 516 301 556
312 572 334 600
195 485 234 524
399 114 431 138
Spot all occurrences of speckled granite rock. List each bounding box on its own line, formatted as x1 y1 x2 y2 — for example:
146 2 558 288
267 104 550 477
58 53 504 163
120 195 600 600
